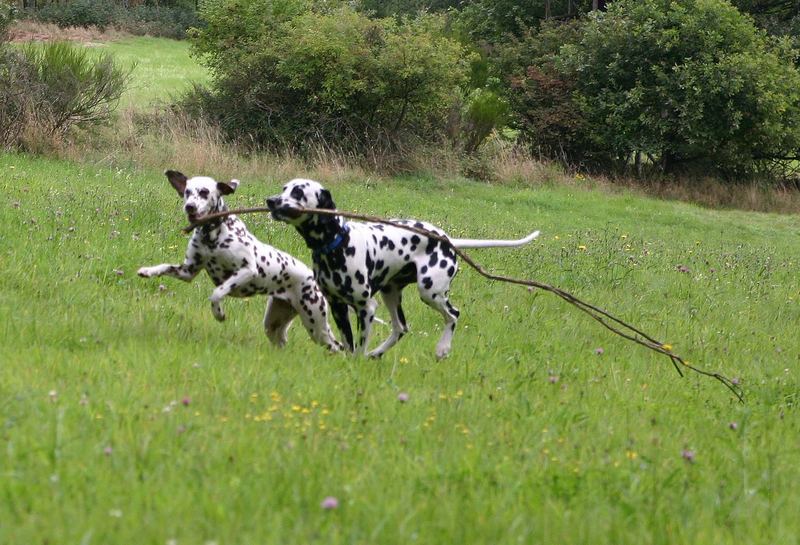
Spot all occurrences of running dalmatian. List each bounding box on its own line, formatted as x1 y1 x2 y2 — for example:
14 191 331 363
138 170 341 352
266 178 539 358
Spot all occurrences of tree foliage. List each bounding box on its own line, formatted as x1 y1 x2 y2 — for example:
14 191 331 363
1 41 130 149
0 0 15 39
554 0 800 174
187 1 469 149
492 20 588 163
455 0 592 42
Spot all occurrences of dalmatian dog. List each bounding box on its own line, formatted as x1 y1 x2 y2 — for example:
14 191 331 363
266 178 540 359
137 170 341 352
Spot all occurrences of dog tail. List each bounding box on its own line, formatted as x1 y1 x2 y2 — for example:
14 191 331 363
450 230 540 249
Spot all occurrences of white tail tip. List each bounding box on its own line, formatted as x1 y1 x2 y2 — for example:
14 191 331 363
451 230 542 249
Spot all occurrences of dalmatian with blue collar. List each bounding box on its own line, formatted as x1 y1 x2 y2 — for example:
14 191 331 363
138 170 342 352
266 178 539 358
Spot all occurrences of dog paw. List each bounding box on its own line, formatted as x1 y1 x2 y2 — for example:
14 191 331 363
211 301 226 322
137 267 153 278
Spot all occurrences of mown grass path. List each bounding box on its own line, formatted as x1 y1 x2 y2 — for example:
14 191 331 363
1 153 798 544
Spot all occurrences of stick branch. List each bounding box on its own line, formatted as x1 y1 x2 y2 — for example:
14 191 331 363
183 206 744 402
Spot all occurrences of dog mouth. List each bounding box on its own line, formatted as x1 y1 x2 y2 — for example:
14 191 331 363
268 204 302 221
273 209 301 221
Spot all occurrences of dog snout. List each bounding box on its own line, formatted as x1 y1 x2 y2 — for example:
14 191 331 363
185 203 197 215
266 196 281 210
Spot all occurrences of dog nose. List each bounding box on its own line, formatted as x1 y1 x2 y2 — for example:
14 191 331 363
185 203 197 214
266 197 279 210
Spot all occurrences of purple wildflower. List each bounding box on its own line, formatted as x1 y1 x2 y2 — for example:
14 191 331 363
681 449 695 463
320 496 339 510
397 392 409 403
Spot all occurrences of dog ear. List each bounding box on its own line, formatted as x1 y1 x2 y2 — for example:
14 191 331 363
165 170 188 197
318 188 336 209
217 179 240 195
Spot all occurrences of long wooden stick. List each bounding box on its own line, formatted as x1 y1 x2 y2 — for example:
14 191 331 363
183 206 744 402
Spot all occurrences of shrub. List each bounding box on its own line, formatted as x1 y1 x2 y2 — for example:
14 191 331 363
186 2 469 151
0 48 35 148
23 41 131 135
31 0 200 39
557 0 800 176
1 0 16 40
34 0 119 30
454 0 590 42
123 5 202 40
0 41 131 150
492 20 590 166
460 86 509 154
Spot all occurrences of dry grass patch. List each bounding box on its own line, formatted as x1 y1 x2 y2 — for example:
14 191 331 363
8 20 126 44
60 109 376 186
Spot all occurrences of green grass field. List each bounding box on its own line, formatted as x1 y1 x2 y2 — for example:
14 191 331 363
1 151 799 544
2 31 800 545
90 36 209 110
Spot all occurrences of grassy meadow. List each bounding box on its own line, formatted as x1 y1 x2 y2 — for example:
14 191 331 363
99 36 209 110
1 33 800 545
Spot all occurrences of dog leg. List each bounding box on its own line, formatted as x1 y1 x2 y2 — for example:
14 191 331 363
330 301 354 352
208 268 257 322
418 287 460 359
354 298 379 357
138 244 202 281
263 297 297 347
367 287 408 358
296 302 342 353
137 262 200 282
286 283 342 352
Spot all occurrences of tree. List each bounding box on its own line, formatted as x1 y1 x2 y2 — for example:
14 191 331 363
187 1 469 149
455 0 592 42
556 0 800 175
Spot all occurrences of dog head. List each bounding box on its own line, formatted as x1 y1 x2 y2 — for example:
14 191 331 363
165 170 240 222
265 178 336 225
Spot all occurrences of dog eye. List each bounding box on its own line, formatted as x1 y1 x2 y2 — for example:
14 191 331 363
199 189 210 198
290 187 305 200
184 190 191 197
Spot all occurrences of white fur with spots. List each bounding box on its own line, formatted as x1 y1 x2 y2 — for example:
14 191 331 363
138 171 341 352
266 178 539 359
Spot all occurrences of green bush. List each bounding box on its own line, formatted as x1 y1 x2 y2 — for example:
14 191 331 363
24 41 131 134
454 0 591 42
489 20 588 165
186 1 469 150
1 0 16 40
460 86 508 153
34 0 118 30
0 41 130 149
557 0 800 175
31 0 200 39
124 5 202 40
0 48 34 147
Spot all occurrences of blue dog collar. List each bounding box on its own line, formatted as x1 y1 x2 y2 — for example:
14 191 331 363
314 223 350 257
